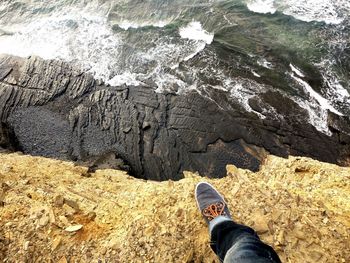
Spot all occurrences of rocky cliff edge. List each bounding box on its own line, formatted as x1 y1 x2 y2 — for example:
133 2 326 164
0 153 349 262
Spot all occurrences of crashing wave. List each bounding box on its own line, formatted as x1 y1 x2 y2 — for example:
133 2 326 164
179 21 214 44
0 0 348 136
247 0 276 14
247 0 346 24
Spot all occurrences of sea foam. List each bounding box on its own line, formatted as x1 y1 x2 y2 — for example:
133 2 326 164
118 20 168 30
247 0 346 24
247 0 276 14
179 21 214 44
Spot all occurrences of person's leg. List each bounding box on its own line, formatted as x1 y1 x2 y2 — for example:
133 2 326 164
210 219 281 263
195 182 281 263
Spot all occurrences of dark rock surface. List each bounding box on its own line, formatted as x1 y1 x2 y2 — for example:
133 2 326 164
0 54 349 180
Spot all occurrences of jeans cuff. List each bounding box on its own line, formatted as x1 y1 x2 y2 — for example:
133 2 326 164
209 216 233 234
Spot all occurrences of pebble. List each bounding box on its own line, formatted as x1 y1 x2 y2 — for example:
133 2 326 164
100 247 107 255
52 237 62 251
64 199 79 211
59 215 69 226
65 224 83 232
38 215 49 227
23 241 30 251
57 257 68 263
86 211 96 221
54 195 65 207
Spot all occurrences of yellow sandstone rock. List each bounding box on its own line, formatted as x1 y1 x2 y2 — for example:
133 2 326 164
0 153 349 262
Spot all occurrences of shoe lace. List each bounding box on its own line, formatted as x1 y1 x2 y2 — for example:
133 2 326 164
203 201 226 221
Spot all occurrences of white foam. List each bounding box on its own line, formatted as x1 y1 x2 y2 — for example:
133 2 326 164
252 70 261 77
317 59 350 107
154 72 190 93
107 72 142 86
247 0 276 14
291 73 343 116
0 12 123 82
184 42 206 61
325 77 350 102
257 58 273 69
118 20 168 30
282 0 344 24
179 21 214 44
246 0 346 24
169 42 207 70
287 61 349 135
0 7 212 88
293 96 332 135
290 64 305 77
212 72 274 118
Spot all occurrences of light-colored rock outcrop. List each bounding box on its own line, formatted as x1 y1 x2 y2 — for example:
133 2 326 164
0 153 349 262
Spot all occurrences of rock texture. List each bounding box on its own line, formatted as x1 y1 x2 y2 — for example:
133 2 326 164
0 153 349 262
0 54 350 180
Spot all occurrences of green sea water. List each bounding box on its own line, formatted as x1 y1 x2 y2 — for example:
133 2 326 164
0 0 349 134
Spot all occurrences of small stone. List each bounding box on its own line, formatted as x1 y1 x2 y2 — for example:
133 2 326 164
22 179 30 185
226 165 240 177
64 199 79 211
100 247 107 255
0 191 4 207
87 211 96 221
254 217 269 234
54 195 65 207
2 166 12 173
57 257 68 263
142 122 151 130
294 165 310 173
58 215 69 226
65 224 83 232
48 208 56 224
81 171 92 178
38 214 50 227
310 251 323 261
23 241 30 251
123 126 132 133
52 237 62 251
1 183 10 192
62 204 77 216
276 230 285 245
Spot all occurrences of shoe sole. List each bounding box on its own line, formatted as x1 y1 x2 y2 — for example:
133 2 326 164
195 181 227 212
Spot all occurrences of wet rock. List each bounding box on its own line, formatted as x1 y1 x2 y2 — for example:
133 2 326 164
0 55 349 180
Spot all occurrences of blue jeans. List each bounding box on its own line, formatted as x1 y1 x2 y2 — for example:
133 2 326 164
210 218 281 263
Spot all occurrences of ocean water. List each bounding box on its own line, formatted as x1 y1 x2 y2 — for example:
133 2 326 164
0 0 349 135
